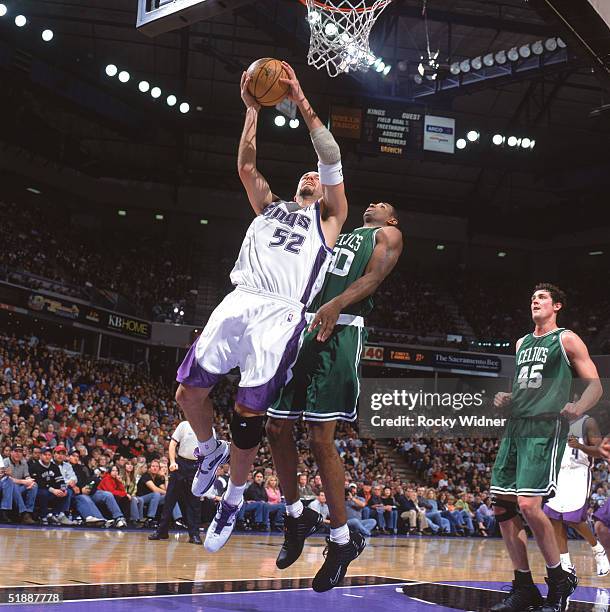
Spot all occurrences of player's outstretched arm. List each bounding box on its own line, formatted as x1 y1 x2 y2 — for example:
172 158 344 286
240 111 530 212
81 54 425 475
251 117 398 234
237 71 276 215
560 331 603 419
309 226 403 341
280 61 348 244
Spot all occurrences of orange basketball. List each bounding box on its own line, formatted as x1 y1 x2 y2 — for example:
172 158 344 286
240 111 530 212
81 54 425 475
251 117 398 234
246 58 289 107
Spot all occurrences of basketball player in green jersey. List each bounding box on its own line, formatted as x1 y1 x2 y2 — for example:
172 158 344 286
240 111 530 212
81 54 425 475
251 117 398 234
490 284 602 612
266 202 402 592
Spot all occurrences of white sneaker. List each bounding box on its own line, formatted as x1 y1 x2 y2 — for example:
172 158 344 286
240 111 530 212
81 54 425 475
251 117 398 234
596 550 610 576
191 440 230 496
204 498 243 553
85 516 105 526
57 512 77 526
115 517 127 528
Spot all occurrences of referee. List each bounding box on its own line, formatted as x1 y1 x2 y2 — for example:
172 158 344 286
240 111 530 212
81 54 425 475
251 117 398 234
149 421 202 544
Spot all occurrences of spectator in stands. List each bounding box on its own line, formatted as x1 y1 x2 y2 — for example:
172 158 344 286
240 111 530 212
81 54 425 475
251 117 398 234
454 493 475 536
264 475 284 531
238 471 269 531
398 487 429 535
309 491 331 531
381 486 399 535
119 460 142 523
297 472 316 505
367 485 389 533
475 496 495 536
136 459 166 527
30 447 75 525
345 483 377 537
98 466 130 526
4 444 36 523
424 488 450 534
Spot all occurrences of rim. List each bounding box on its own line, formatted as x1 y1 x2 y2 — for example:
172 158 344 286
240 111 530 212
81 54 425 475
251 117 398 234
298 0 390 14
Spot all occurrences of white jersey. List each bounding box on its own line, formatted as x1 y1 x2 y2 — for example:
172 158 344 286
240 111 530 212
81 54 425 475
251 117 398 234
547 415 592 513
230 200 332 307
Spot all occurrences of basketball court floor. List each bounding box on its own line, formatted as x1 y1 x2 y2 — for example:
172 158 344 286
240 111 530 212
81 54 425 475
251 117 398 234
1 526 608 611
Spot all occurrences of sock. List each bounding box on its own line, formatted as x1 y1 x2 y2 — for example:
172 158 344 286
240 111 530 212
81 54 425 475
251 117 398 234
286 500 304 518
593 541 605 554
560 552 572 570
514 569 534 585
547 562 564 580
198 435 217 455
330 523 350 545
224 480 247 506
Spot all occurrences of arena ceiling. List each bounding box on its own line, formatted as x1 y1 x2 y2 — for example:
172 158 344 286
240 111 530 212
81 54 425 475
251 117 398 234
1 0 609 238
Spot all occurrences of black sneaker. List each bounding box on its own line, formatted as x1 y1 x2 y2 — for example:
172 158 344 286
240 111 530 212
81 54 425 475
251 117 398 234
490 582 543 612
540 570 578 612
311 529 366 593
276 508 324 569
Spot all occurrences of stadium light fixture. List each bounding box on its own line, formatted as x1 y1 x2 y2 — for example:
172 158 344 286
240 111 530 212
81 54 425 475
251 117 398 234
173 307 179 314
151 86 161 99
459 59 471 73
105 64 118 77
179 102 190 114
138 80 150 92
507 47 519 62
376 61 386 73
544 37 558 52
42 29 54 42
467 130 480 142
492 134 504 146
521 137 531 149
166 95 177 107
507 136 518 147
274 115 286 127
289 118 300 129
382 64 391 76
15 14 26 27
456 138 467 150
0 4 7 17
118 70 130 83
450 62 460 75
589 251 604 256
557 37 567 49
436 244 445 251
179 310 185 317
118 210 127 217
531 40 544 55
155 214 164 220
483 53 494 67
471 56 482 70
495 50 507 65
324 22 338 37
26 187 41 195
200 219 208 225
518 44 531 59
497 251 507 257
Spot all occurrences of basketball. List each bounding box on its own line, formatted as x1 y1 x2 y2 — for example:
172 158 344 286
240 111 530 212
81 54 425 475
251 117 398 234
246 57 289 106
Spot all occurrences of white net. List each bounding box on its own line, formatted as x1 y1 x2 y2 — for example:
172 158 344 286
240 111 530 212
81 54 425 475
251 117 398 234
304 0 392 78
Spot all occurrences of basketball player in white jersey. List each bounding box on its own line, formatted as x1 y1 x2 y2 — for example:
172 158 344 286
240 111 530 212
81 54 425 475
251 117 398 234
544 414 610 576
175 61 348 552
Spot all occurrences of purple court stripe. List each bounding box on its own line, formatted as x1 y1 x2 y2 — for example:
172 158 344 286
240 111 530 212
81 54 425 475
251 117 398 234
236 314 307 412
176 341 223 388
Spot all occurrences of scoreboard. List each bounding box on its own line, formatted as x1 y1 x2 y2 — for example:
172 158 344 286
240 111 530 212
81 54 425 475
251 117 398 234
330 103 425 158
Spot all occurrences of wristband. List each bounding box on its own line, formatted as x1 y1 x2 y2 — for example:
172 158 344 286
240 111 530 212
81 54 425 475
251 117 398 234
318 160 343 186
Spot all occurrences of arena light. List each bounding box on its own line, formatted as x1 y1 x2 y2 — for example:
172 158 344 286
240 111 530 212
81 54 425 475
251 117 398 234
15 14 26 27
531 40 544 55
483 53 494 67
507 47 519 62
179 102 190 114
471 56 482 70
138 80 150 92
589 251 604 256
436 244 445 251
155 213 164 220
521 137 531 149
200 219 208 225
529 139 536 150
118 70 130 83
375 61 386 73
467 130 480 142
166 94 177 107
456 138 467 150
557 37 567 49
105 64 118 77
289 118 300 129
179 310 185 317
495 50 507 65
118 209 127 217
497 251 507 257
450 62 460 75
151 86 161 98
492 134 505 146
459 59 471 73
274 115 286 127
519 45 531 59
173 307 179 314
544 37 558 52
382 64 391 76
507 136 518 147
0 4 7 17
27 187 41 195
42 29 54 42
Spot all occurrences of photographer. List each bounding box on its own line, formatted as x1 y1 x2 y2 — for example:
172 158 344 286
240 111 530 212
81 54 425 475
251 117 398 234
345 483 376 538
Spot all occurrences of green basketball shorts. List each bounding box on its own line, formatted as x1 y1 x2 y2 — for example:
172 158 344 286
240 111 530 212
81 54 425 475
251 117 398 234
267 323 367 422
490 416 567 497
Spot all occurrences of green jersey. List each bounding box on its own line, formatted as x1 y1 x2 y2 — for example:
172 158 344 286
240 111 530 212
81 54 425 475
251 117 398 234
511 328 573 418
310 226 380 317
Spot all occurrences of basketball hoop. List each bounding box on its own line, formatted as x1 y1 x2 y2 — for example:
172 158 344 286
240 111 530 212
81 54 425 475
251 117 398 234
299 0 392 78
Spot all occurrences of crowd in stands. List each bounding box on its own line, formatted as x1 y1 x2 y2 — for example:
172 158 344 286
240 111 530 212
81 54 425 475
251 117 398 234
2 332 610 540
0 201 197 322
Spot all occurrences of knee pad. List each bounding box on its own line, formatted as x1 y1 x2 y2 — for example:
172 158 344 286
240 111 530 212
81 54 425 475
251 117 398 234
230 413 264 450
492 497 518 522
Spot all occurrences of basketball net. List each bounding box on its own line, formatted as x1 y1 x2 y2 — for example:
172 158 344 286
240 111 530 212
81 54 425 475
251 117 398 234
302 0 392 78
